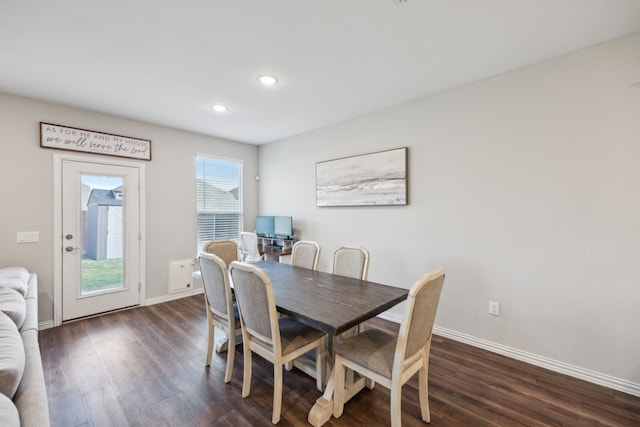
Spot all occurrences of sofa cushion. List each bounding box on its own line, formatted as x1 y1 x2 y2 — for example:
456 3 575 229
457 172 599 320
0 267 29 282
0 287 26 330
0 311 25 399
0 267 30 297
20 275 38 333
0 393 20 427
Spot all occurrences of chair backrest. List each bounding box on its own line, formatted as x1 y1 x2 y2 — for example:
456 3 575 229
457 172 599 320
228 262 280 349
239 232 262 262
332 246 370 280
198 252 234 320
394 269 445 369
291 240 320 270
202 239 239 267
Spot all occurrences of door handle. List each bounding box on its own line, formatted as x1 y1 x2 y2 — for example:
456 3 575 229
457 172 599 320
65 246 80 252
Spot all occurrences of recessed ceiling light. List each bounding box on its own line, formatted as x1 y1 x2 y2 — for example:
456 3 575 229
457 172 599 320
257 74 278 86
210 104 228 113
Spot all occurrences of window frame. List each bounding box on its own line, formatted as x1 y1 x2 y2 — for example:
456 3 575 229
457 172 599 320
195 154 243 254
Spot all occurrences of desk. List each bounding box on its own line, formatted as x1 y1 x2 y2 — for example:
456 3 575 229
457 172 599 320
254 261 408 426
257 236 297 260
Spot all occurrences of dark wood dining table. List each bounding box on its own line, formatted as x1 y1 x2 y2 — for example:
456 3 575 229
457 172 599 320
253 260 409 426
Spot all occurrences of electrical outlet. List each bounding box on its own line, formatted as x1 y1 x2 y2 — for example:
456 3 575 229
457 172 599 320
489 301 501 316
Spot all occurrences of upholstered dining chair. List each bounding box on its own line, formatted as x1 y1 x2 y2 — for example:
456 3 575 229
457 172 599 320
333 245 370 336
332 245 370 280
202 239 240 266
228 261 326 424
198 252 242 383
239 231 264 262
332 268 445 427
291 240 320 270
192 239 239 285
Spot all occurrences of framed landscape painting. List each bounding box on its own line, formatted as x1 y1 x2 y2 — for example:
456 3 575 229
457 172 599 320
316 147 407 207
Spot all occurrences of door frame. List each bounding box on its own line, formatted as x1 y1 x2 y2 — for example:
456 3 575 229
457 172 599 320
53 153 147 326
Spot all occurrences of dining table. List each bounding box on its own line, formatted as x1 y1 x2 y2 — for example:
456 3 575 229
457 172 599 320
252 260 409 426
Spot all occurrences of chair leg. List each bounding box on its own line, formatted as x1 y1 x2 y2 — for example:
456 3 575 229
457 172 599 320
419 358 430 422
315 339 324 391
205 312 214 367
272 363 283 424
242 343 252 398
332 357 346 418
366 378 376 390
224 328 234 383
390 381 402 427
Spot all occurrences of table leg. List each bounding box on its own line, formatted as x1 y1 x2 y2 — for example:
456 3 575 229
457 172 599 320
307 335 368 426
214 329 242 353
308 374 334 427
214 334 229 353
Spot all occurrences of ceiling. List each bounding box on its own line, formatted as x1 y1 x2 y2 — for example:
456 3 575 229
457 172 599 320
2 1 640 145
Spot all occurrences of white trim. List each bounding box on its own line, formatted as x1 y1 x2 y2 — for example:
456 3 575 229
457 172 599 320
196 152 245 164
144 288 204 306
432 326 640 398
195 155 244 256
375 314 640 397
377 311 402 324
38 320 55 330
53 153 147 326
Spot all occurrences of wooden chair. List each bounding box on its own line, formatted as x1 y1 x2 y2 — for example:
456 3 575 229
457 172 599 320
202 239 240 265
229 261 326 424
192 239 239 285
332 245 370 280
291 240 320 270
197 252 242 383
333 246 370 337
332 268 445 427
239 231 264 262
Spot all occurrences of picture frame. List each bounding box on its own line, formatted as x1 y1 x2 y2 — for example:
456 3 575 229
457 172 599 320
40 122 152 161
316 147 407 207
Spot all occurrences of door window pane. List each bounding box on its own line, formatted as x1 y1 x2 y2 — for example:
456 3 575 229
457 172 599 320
81 175 124 294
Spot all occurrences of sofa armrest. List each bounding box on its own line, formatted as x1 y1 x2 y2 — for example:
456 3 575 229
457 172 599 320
14 329 50 427
20 274 38 333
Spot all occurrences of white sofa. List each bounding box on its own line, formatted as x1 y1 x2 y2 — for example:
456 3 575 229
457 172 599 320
0 267 50 427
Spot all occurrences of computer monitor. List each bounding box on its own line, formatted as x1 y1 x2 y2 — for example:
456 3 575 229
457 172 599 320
255 216 275 237
274 216 292 238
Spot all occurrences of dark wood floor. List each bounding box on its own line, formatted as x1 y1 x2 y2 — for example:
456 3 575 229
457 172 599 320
40 295 640 426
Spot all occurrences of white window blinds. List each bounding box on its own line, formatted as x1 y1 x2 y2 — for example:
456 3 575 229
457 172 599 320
196 156 242 253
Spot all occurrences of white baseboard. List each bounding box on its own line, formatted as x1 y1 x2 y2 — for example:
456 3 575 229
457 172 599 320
144 287 203 306
38 320 55 330
38 289 204 329
376 313 640 398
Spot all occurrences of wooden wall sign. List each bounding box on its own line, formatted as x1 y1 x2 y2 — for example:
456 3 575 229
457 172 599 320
40 122 152 161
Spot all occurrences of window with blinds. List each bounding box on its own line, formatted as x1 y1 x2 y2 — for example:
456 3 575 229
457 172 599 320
196 156 242 253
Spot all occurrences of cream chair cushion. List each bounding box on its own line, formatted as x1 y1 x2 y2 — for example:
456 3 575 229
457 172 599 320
335 328 396 378
291 240 320 270
202 240 239 266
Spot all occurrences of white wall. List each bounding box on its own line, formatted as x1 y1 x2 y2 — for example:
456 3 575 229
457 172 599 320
258 33 640 388
0 93 259 322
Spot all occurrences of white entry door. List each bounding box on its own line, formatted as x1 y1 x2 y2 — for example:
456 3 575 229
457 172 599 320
61 160 141 321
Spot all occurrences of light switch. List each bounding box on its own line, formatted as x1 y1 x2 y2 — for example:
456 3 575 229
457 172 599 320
17 232 39 243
